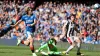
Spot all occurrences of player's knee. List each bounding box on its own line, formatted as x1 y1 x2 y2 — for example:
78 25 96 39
28 37 33 42
72 43 75 47
75 38 81 43
70 45 74 48
27 42 30 46
30 38 33 43
29 40 34 46
29 43 33 47
77 43 81 47
24 41 30 46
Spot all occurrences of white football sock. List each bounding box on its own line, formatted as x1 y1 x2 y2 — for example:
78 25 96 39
66 45 74 53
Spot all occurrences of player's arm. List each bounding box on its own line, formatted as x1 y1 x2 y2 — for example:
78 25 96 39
36 43 48 52
31 18 37 26
60 22 67 39
74 25 82 37
74 26 80 33
11 19 22 27
31 15 37 26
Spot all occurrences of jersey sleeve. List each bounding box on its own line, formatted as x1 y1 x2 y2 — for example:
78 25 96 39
21 15 25 21
33 14 37 20
65 20 69 25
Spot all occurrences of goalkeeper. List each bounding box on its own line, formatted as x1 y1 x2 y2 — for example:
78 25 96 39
35 34 62 56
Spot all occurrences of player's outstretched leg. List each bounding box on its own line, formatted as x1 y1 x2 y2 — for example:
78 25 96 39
17 36 24 46
65 43 75 55
17 39 21 46
63 37 75 55
20 40 30 46
18 36 37 56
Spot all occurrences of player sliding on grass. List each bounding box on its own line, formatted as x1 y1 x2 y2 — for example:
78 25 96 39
35 34 62 56
60 14 84 56
11 7 37 56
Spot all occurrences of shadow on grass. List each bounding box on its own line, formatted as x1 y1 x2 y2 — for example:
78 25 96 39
76 54 89 56
42 54 89 56
41 54 62 56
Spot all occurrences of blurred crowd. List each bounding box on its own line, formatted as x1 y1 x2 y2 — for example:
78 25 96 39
0 1 100 44
0 1 35 39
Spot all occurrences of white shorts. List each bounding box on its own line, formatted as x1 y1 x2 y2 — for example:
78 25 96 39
26 31 34 39
67 36 79 45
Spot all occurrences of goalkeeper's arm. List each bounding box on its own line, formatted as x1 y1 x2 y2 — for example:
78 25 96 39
37 43 48 52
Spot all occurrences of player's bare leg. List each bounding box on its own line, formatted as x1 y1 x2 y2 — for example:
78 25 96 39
19 34 37 56
28 35 37 56
20 39 30 46
17 36 25 46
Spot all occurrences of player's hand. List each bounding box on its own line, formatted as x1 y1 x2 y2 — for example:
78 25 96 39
27 24 31 26
30 24 35 26
10 25 15 28
27 24 34 26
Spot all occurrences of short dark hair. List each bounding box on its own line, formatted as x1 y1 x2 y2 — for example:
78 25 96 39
70 14 76 17
70 14 76 19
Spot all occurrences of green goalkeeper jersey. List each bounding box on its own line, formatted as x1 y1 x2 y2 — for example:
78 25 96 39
38 38 62 55
47 38 57 51
38 38 57 52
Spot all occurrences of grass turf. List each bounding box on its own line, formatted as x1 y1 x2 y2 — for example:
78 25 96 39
0 42 100 56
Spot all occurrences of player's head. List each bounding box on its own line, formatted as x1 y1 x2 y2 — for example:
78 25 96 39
51 38 57 45
70 14 76 22
26 7 32 15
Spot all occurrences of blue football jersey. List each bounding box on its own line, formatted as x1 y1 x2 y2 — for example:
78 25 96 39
21 14 36 32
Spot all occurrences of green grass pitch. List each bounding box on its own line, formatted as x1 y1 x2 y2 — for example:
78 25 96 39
0 42 100 56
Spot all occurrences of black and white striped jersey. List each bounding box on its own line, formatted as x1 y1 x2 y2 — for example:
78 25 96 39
65 20 80 37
